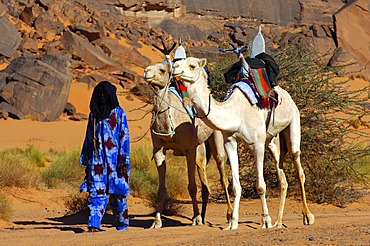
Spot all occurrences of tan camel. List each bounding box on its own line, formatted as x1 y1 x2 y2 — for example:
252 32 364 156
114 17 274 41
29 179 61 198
172 57 315 230
143 58 232 228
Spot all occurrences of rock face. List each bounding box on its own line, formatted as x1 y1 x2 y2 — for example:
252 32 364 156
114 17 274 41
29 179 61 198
0 15 21 58
0 55 72 121
181 0 302 25
61 30 121 72
332 0 370 77
0 0 368 121
118 0 369 79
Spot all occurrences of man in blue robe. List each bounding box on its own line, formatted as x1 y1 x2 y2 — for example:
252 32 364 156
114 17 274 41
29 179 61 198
79 81 130 232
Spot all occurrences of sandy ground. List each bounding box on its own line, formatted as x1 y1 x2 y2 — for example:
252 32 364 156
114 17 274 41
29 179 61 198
0 54 369 245
0 187 369 246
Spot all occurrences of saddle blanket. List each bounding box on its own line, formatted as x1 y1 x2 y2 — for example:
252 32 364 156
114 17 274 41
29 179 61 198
224 80 259 105
224 80 280 109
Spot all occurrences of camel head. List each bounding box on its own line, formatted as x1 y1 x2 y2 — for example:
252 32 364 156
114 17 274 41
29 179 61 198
143 62 171 90
173 57 208 86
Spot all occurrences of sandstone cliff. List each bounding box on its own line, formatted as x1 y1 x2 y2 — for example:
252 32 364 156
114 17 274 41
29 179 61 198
0 0 368 120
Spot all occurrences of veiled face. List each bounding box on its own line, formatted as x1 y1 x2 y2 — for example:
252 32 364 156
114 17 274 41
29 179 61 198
143 62 170 89
173 57 207 84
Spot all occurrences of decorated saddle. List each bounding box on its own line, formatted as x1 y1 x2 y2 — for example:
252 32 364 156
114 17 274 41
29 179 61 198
224 76 278 110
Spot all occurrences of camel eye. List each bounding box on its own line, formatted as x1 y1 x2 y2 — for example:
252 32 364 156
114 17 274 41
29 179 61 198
189 64 196 70
159 68 166 74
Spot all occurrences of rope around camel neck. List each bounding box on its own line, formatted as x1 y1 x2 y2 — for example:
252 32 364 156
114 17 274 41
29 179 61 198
150 79 179 137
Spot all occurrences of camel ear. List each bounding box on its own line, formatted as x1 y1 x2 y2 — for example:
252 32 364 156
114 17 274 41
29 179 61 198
199 58 207 67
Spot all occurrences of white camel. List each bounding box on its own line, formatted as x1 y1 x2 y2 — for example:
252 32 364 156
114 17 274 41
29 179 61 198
143 58 233 228
172 57 315 229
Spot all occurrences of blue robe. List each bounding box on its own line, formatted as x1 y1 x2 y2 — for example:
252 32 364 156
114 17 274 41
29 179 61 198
79 107 130 230
80 107 130 196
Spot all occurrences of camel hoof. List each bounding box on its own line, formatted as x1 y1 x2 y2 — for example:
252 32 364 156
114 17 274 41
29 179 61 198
261 215 273 229
223 219 238 230
273 221 284 229
149 220 162 229
192 215 203 226
304 212 315 225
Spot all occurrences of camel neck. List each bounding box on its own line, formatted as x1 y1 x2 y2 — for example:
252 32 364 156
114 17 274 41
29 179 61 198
187 77 241 133
153 88 170 114
152 88 176 136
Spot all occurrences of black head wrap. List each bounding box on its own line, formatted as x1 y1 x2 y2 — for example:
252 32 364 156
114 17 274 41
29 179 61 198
89 81 119 122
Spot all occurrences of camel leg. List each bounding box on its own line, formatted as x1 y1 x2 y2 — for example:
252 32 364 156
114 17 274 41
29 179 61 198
254 142 273 229
150 147 167 229
195 142 209 224
186 149 202 226
223 136 240 230
208 131 232 222
287 125 315 226
292 150 315 225
268 135 288 228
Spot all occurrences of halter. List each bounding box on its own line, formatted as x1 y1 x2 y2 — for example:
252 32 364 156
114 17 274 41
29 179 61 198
150 74 176 137
150 57 184 137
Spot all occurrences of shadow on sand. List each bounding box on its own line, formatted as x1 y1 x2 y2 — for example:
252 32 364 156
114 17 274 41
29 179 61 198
10 210 190 233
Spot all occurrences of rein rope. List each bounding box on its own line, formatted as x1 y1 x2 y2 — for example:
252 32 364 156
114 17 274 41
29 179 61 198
194 94 211 119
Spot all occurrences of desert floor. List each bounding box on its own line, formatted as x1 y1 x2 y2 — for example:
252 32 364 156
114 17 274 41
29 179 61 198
0 77 369 245
0 186 369 246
